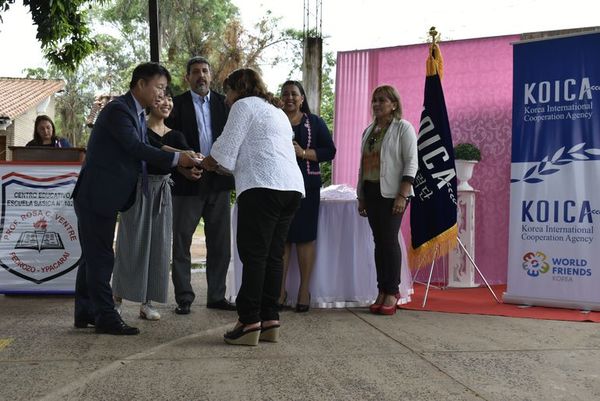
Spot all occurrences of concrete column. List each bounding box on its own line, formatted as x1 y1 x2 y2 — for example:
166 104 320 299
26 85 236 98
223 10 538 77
302 36 323 115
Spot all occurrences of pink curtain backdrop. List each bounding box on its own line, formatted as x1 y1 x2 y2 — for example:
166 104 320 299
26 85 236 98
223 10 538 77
333 35 519 284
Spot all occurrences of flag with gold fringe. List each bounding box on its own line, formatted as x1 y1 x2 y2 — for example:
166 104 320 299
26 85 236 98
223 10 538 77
409 40 458 269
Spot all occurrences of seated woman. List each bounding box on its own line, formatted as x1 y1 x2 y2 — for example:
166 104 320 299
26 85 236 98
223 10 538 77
26 115 71 147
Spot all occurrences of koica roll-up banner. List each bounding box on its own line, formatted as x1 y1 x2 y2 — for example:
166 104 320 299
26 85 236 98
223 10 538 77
505 32 600 310
0 164 81 294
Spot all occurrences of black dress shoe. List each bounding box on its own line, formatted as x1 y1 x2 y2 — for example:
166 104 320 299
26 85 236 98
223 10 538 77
175 303 191 315
74 316 95 329
95 318 140 335
207 299 236 311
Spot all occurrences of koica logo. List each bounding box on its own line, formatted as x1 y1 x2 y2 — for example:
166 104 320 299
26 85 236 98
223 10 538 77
524 78 592 105
0 171 80 284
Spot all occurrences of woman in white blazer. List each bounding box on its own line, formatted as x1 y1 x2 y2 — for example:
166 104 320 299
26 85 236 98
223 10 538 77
357 85 418 315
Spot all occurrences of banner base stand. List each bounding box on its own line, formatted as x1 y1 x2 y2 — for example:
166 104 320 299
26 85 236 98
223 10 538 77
419 238 500 307
503 293 600 312
411 247 446 296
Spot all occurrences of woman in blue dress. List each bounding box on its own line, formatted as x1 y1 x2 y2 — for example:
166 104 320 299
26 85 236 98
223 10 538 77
278 81 336 312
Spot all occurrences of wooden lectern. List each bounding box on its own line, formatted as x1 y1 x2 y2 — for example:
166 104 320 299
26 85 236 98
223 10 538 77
9 146 86 162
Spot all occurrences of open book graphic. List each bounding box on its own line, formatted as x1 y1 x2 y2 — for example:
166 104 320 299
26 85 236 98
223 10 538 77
15 230 65 252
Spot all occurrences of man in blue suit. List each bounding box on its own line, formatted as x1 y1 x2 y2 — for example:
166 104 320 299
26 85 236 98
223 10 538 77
73 62 197 335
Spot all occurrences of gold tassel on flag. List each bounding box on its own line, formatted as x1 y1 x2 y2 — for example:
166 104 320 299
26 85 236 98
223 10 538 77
409 225 457 270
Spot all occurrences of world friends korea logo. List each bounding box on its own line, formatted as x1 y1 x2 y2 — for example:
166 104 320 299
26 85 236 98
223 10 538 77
522 251 550 277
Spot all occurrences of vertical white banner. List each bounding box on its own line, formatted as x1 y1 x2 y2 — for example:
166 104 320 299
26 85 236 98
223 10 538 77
505 33 600 310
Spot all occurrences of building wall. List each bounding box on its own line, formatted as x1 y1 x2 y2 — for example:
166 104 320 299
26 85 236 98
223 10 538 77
0 126 11 160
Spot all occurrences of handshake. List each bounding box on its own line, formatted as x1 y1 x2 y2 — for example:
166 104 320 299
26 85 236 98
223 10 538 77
177 151 204 181
177 151 231 180
178 151 204 168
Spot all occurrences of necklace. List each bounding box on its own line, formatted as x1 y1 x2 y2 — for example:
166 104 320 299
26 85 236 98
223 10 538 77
150 124 168 136
369 127 386 151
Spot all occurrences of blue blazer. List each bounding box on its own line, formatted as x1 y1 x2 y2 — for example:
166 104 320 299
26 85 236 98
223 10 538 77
73 92 174 217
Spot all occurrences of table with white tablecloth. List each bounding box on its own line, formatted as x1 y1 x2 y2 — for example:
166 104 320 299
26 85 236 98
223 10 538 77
225 185 413 308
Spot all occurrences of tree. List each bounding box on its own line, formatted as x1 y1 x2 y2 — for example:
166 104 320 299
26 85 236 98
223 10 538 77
16 0 298 147
0 0 105 72
23 31 133 146
100 0 293 92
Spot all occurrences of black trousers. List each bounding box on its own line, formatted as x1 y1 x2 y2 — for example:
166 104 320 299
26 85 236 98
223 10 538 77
363 181 403 294
236 188 301 324
74 202 120 325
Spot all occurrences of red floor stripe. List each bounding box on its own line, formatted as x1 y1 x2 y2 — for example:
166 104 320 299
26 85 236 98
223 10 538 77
400 284 600 322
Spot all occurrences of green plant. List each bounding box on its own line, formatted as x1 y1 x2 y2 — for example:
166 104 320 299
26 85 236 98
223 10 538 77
454 143 481 161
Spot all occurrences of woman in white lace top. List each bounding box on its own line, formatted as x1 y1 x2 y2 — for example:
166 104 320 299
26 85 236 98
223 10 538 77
201 68 304 346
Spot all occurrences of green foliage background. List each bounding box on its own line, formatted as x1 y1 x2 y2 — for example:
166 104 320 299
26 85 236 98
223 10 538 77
3 0 338 188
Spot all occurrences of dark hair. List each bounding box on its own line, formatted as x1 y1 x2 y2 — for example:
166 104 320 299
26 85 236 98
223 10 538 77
371 85 403 119
129 62 171 90
281 80 311 114
224 68 280 107
186 56 211 75
32 115 57 145
145 86 174 114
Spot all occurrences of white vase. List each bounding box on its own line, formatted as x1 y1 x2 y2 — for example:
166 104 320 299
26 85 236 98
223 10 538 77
455 160 477 191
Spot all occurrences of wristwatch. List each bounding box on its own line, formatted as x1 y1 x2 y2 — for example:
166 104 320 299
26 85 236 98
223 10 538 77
398 193 411 202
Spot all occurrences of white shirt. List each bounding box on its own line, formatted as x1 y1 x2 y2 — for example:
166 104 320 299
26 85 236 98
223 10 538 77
210 97 305 197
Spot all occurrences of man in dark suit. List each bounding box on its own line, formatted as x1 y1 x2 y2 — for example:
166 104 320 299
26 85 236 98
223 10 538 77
73 62 197 335
166 56 235 314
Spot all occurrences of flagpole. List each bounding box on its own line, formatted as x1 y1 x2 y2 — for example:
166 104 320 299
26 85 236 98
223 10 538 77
411 27 500 307
422 245 439 307
411 261 444 290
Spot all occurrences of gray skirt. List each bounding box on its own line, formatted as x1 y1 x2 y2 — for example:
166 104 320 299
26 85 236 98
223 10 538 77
113 174 173 303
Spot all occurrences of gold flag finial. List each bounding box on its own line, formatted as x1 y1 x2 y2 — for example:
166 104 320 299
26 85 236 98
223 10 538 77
428 26 440 45
426 27 443 78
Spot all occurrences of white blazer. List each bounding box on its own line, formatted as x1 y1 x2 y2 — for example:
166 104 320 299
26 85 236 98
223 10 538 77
357 118 418 200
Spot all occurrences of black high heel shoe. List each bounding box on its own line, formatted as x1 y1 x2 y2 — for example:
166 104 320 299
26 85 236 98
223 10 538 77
224 323 261 346
295 292 311 313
